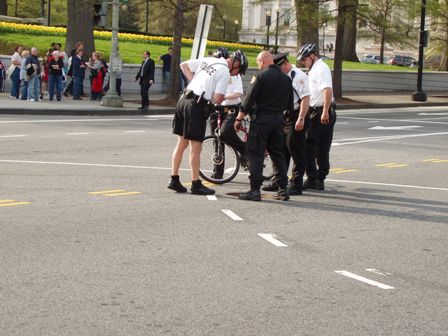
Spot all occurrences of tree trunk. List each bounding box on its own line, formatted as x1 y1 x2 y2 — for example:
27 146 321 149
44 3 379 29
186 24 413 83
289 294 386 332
0 0 7 15
294 0 319 48
342 0 359 62
333 0 347 99
166 0 185 103
66 0 95 57
380 27 386 65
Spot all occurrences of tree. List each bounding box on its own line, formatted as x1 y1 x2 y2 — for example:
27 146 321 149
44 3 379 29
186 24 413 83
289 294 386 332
66 0 95 57
427 0 448 71
294 0 320 47
358 0 414 64
0 0 8 15
333 0 348 98
342 0 359 61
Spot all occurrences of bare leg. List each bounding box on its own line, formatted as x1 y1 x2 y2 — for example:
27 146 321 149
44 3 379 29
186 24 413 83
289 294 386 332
189 140 202 180
171 136 189 176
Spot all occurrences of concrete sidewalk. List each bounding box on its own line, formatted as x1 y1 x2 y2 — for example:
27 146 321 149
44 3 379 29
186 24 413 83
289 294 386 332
0 91 447 116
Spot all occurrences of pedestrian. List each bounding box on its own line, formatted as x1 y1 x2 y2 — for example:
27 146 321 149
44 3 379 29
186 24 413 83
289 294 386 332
72 48 86 100
19 49 30 100
297 43 336 191
88 51 104 100
135 50 155 110
168 49 248 195
159 47 172 92
41 49 52 99
329 42 334 54
0 59 6 92
209 47 248 179
233 51 294 201
64 42 84 97
48 51 64 101
9 46 23 99
262 52 310 196
25 47 41 102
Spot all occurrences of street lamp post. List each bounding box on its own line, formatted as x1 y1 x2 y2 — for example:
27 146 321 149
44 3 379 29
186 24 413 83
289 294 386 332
234 19 239 42
412 0 427 102
102 0 123 107
47 0 51 26
223 14 227 40
266 10 272 48
322 21 327 56
274 5 280 53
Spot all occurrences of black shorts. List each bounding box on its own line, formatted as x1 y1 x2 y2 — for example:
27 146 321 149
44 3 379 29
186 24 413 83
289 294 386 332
172 96 209 142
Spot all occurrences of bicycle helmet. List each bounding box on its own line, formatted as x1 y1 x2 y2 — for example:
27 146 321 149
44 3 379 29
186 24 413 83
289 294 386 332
214 46 230 59
230 50 249 75
297 43 317 61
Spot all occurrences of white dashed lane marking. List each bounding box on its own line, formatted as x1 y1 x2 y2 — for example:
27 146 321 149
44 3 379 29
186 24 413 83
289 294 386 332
207 195 217 201
221 210 243 221
1 135 27 138
335 270 394 289
258 234 288 247
66 132 90 135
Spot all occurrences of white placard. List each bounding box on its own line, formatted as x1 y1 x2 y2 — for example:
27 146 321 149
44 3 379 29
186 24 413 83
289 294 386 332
190 4 214 59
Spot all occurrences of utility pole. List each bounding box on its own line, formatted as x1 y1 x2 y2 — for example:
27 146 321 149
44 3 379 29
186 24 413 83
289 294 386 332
47 0 51 26
412 0 427 102
102 0 123 107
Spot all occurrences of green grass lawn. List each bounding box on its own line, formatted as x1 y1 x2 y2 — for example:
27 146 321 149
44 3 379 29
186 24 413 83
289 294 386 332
0 32 416 72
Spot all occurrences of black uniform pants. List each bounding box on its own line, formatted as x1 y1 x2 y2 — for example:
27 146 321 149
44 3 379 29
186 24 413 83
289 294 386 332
209 107 247 176
140 82 151 107
247 114 288 190
305 106 337 181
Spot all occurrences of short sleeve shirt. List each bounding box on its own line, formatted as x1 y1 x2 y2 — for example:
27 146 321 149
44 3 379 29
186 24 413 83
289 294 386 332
183 57 230 101
161 54 172 72
308 58 333 107
222 74 243 106
287 65 310 110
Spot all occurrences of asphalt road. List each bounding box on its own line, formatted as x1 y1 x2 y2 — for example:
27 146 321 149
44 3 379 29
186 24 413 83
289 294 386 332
1 106 447 336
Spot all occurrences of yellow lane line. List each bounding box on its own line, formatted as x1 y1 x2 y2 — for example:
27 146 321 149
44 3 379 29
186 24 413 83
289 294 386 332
431 160 448 163
0 202 31 207
89 190 126 195
422 158 440 162
102 192 142 197
385 164 408 168
330 168 346 171
376 163 398 167
333 169 359 174
0 200 16 203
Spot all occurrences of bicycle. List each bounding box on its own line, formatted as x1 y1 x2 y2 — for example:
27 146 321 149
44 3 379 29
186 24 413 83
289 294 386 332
199 109 274 184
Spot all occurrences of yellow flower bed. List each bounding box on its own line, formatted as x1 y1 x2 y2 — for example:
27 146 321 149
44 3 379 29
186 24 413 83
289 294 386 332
0 21 262 52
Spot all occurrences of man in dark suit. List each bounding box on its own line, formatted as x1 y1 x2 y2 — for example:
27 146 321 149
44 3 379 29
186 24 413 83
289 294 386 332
135 50 155 110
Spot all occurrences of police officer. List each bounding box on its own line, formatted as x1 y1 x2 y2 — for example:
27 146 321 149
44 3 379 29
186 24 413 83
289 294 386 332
297 43 336 191
209 49 248 179
234 51 294 201
168 50 248 195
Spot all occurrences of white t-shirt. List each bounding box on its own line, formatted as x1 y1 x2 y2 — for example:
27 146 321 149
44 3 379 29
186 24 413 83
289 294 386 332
183 57 230 101
308 58 333 107
287 65 310 110
222 75 243 106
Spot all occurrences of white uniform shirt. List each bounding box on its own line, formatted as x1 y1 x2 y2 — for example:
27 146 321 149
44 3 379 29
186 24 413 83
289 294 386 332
308 58 333 107
287 65 310 110
183 57 230 101
222 74 243 106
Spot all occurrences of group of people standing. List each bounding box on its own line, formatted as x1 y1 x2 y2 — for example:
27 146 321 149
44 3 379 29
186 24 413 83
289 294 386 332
168 43 336 201
5 42 111 102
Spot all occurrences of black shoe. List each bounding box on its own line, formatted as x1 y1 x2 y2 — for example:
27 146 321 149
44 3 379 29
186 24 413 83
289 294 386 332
191 180 215 195
316 180 325 190
167 175 187 193
288 185 303 196
262 182 279 192
303 178 318 190
274 188 290 201
210 172 223 180
239 189 261 201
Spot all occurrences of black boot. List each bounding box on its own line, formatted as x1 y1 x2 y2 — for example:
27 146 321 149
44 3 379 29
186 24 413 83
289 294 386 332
191 180 215 195
167 175 187 193
315 180 325 190
262 181 279 192
239 189 261 201
274 188 290 201
288 184 303 196
303 178 318 190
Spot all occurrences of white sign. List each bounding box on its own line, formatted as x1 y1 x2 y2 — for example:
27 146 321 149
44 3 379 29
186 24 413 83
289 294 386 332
190 4 214 59
111 56 123 72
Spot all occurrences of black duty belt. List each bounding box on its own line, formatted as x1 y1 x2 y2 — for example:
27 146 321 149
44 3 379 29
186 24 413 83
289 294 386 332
183 90 211 106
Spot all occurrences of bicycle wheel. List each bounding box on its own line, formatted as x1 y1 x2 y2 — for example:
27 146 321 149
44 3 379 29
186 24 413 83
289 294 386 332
262 152 274 180
200 135 240 184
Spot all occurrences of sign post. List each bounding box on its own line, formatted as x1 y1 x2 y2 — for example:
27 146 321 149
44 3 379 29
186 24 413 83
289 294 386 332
190 4 214 59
